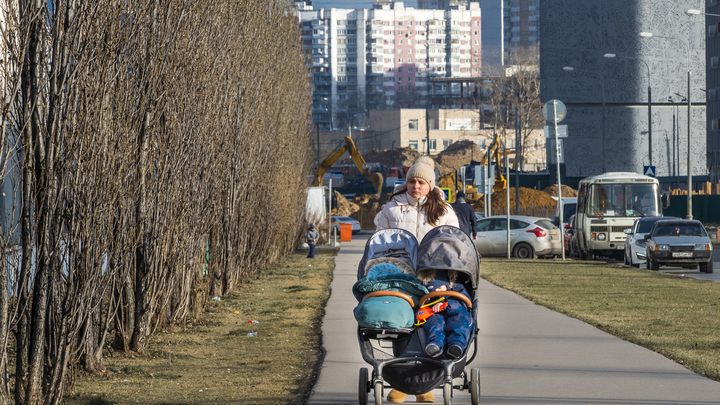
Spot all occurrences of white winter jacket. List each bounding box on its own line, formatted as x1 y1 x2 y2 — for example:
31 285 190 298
374 190 459 242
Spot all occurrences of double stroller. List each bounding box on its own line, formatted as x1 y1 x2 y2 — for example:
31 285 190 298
353 226 481 405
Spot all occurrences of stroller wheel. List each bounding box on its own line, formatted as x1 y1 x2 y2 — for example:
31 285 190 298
469 368 480 405
359 368 369 405
374 381 383 405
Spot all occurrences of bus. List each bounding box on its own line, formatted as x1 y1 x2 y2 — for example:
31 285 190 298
575 172 664 260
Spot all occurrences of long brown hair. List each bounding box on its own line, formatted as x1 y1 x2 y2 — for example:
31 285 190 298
392 185 448 226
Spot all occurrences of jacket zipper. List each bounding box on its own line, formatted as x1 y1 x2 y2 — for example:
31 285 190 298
416 200 421 237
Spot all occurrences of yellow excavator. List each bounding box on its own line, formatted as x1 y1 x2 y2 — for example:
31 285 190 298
445 134 515 197
313 136 384 195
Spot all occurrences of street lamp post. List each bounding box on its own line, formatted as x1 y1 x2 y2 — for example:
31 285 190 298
640 30 692 219
323 97 334 130
563 65 607 173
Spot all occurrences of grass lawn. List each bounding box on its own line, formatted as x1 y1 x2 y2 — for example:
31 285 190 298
65 247 338 405
481 258 720 381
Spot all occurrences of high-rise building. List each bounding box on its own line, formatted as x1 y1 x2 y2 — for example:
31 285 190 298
503 0 539 61
479 0 504 71
297 1 482 130
418 0 471 9
541 0 706 179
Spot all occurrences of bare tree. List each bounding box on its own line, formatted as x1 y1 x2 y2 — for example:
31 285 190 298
475 47 542 171
0 0 313 403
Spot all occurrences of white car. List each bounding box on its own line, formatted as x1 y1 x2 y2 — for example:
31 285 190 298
331 216 361 235
623 216 679 267
474 215 563 259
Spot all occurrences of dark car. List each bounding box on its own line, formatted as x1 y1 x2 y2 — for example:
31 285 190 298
644 219 714 273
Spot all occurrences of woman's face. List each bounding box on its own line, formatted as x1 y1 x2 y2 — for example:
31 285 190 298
407 177 431 199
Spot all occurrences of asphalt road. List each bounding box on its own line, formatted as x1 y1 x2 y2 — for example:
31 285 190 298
307 232 720 405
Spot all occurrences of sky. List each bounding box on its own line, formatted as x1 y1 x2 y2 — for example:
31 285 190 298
311 0 419 9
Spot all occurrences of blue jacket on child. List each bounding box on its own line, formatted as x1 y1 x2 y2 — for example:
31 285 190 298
418 269 474 358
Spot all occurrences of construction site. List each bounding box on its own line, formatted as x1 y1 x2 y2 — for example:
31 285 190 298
318 138 577 230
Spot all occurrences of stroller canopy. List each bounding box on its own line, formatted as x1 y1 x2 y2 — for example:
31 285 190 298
357 228 419 280
417 226 480 291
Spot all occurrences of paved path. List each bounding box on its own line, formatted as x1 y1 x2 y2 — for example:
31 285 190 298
307 232 720 405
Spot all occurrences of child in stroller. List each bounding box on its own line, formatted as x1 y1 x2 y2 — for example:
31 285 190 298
416 269 473 360
354 226 481 405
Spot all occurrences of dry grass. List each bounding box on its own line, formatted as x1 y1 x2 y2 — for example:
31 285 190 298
65 248 338 405
481 258 720 380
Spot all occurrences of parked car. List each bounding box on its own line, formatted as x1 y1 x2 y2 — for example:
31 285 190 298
563 214 577 257
474 215 562 259
623 216 679 268
644 219 713 273
331 216 361 235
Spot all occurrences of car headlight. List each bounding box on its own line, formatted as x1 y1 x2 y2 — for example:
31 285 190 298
655 244 670 251
597 233 606 241
635 240 647 248
694 244 710 251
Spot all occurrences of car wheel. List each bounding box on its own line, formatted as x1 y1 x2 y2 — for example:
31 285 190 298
629 254 639 268
513 243 534 259
623 251 628 266
700 261 714 274
647 254 659 271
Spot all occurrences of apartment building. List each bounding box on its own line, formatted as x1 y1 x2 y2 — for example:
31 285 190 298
503 0 539 60
296 1 482 130
422 0 539 74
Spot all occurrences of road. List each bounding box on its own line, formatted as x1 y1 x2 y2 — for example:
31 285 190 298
307 232 720 405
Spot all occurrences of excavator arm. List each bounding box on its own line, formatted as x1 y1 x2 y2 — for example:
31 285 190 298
312 136 384 194
313 141 349 187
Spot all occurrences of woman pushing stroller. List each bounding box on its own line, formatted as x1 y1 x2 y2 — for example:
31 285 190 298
374 157 460 403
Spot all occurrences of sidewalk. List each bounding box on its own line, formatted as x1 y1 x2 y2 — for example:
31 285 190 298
308 232 720 405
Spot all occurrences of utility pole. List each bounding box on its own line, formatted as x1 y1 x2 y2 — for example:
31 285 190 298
515 103 520 214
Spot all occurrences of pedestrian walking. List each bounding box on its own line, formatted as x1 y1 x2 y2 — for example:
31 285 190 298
306 224 320 258
450 191 477 240
374 156 459 403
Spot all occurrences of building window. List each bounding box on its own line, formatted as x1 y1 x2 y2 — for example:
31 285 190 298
443 139 452 150
409 119 419 130
409 140 418 150
428 139 437 151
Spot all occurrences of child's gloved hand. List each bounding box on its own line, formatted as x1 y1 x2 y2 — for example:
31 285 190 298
432 302 444 312
435 285 448 292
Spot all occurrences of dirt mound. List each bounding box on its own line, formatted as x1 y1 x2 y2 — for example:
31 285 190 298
350 193 395 230
470 187 557 212
543 184 578 197
333 191 360 217
435 140 485 172
362 147 421 169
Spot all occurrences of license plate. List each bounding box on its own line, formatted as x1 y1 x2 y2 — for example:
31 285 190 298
672 252 693 258
551 235 558 240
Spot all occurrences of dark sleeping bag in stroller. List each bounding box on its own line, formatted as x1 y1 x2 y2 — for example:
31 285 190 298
352 263 428 329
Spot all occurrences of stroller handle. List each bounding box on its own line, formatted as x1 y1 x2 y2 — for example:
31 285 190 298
419 291 472 308
362 291 415 308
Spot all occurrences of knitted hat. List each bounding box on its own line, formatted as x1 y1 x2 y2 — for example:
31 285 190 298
406 156 435 187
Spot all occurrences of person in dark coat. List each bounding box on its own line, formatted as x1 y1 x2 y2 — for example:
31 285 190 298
450 191 477 240
306 224 320 258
